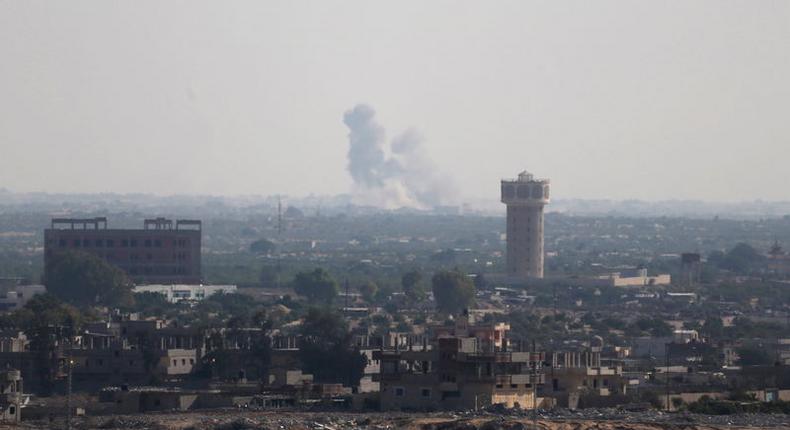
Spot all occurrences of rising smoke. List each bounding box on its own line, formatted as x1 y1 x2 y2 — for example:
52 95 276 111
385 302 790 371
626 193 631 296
343 104 458 209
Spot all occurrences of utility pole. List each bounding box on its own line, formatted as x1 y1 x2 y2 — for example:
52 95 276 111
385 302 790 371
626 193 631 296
344 278 350 311
531 339 538 430
665 342 671 411
66 335 73 430
66 356 73 430
552 282 558 317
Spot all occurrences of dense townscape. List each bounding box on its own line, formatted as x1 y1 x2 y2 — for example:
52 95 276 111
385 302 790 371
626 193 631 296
4 1 789 429
2 191 790 429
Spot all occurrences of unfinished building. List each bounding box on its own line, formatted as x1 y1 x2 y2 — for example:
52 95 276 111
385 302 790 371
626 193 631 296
374 315 543 410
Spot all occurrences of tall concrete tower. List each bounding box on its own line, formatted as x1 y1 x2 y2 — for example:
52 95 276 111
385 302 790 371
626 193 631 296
501 171 550 279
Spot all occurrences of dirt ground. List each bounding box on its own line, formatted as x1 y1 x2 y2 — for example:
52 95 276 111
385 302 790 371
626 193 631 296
6 410 790 430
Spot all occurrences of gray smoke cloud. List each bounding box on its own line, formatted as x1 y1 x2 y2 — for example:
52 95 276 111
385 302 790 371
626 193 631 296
343 104 458 209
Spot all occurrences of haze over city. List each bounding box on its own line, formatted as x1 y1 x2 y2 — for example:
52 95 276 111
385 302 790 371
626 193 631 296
2 1 789 204
7 2 790 428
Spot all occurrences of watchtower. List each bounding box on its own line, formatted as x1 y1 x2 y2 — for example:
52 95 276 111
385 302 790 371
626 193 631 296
501 171 550 278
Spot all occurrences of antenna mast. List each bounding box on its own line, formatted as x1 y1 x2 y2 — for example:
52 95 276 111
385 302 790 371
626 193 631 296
276 196 283 288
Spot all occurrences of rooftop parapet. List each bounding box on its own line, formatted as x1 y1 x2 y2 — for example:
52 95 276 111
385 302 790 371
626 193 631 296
51 217 108 230
501 170 550 205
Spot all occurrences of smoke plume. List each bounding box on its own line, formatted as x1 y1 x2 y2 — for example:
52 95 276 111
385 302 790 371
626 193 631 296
343 104 457 209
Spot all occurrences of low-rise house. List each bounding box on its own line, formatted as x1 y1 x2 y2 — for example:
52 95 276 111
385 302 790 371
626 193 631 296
132 284 237 303
0 284 46 311
99 386 251 413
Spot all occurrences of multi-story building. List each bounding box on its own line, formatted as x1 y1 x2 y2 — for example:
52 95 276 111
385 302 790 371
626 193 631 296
680 253 702 286
542 348 627 409
374 314 543 410
68 317 206 388
0 284 46 311
501 171 550 279
44 217 202 284
0 369 23 423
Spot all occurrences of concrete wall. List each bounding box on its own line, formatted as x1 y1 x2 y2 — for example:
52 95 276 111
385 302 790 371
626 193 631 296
380 378 536 411
505 205 545 279
501 174 549 279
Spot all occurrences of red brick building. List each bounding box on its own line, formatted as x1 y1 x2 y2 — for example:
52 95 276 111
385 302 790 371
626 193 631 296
44 217 201 285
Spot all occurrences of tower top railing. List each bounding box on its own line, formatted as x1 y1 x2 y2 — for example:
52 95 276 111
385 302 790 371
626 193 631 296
502 171 550 184
51 217 108 230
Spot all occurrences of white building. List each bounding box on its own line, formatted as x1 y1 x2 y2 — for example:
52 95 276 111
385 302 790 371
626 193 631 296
132 284 237 303
0 285 46 311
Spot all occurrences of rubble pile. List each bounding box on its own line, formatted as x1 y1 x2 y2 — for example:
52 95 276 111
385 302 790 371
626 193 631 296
14 409 790 430
499 407 790 427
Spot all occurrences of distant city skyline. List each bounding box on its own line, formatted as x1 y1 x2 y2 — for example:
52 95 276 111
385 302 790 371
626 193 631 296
2 1 789 203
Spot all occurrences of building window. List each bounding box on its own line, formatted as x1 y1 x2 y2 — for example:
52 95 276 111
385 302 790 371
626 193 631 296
155 239 162 247
73 239 81 247
421 388 431 398
95 239 104 247
394 387 405 397
130 239 138 247
107 239 115 247
83 239 91 247
59 239 67 247
121 239 129 247
173 360 178 366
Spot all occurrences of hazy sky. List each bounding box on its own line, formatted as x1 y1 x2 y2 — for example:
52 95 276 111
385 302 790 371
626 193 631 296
1 1 789 202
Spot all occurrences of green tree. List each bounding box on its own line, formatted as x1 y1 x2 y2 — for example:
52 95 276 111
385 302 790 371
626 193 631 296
13 294 83 394
250 238 277 254
132 291 172 317
259 265 279 288
473 273 488 290
292 268 339 304
736 346 773 366
717 243 765 273
701 315 724 339
431 269 475 314
298 308 367 387
359 281 379 303
199 292 258 322
251 308 272 330
45 250 134 307
632 317 672 337
401 270 425 303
